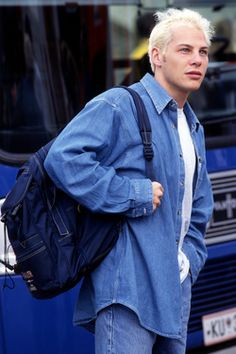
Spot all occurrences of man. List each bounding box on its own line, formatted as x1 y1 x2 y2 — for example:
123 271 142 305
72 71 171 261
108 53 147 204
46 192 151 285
44 8 214 354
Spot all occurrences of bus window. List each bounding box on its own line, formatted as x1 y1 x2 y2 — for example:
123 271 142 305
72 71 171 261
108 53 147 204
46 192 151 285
0 2 158 161
189 63 236 149
0 5 112 156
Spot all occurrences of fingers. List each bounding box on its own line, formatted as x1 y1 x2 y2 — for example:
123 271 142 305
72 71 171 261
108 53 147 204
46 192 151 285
152 181 164 211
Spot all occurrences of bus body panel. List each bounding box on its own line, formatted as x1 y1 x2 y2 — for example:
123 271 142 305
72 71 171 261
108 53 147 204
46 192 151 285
207 147 236 173
0 276 94 354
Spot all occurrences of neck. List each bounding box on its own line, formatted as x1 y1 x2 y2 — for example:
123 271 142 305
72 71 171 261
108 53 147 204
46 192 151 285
154 72 188 108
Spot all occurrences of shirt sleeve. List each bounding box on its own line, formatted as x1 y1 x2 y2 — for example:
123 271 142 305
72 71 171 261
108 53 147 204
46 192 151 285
44 96 154 218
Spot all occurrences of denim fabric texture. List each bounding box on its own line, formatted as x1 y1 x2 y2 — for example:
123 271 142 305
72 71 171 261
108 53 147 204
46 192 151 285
44 73 213 338
95 275 192 354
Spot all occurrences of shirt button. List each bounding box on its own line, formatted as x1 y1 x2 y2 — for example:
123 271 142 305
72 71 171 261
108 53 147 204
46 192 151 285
177 209 181 216
169 101 177 110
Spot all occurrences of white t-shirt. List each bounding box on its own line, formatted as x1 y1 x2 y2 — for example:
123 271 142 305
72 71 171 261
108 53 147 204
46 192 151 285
177 108 196 282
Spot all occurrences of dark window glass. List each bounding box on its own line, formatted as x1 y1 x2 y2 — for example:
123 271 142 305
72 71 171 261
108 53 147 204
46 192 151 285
189 64 236 148
0 5 113 155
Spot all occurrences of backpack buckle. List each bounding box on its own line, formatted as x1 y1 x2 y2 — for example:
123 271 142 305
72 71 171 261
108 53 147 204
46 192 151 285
143 145 154 161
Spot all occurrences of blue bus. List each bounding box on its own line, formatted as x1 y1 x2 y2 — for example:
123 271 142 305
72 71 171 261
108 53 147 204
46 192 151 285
0 1 236 353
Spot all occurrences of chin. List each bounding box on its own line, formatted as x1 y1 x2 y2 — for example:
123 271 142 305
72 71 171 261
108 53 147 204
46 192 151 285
189 83 202 92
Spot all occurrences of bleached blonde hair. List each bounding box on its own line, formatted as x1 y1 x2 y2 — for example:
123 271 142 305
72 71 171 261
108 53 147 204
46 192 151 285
148 8 215 72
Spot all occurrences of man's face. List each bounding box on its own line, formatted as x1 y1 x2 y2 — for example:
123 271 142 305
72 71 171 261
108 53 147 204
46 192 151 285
152 25 209 106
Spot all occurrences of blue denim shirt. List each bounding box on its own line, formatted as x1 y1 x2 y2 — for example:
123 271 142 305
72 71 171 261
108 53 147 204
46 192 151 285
44 73 213 338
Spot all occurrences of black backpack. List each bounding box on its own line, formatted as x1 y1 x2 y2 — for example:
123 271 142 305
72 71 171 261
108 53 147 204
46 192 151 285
0 87 154 299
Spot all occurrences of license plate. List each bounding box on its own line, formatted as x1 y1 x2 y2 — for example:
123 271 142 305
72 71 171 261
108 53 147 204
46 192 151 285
202 307 236 346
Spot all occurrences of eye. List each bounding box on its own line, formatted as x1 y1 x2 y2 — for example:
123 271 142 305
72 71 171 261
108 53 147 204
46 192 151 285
180 47 190 53
200 49 208 56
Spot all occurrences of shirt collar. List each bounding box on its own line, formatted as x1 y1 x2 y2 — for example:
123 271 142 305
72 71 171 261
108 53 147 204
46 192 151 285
140 73 172 114
183 102 200 132
140 73 200 132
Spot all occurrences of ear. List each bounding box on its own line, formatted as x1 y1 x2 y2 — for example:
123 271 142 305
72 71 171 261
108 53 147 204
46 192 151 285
151 47 163 68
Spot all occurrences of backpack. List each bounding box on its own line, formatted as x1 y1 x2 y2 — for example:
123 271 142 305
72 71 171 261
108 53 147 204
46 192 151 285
0 87 154 299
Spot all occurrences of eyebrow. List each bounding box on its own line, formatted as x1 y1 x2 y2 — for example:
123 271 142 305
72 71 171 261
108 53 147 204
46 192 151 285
177 43 209 49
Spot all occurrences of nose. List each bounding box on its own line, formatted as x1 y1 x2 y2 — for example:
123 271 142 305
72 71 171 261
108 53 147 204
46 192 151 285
190 52 202 66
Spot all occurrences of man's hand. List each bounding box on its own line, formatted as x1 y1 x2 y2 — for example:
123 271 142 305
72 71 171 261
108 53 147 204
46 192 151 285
152 182 164 211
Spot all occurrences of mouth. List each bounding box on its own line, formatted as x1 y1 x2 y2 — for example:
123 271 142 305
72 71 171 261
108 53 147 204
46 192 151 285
186 71 202 79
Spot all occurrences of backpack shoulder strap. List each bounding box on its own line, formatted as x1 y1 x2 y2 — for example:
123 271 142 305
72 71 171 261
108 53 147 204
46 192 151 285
118 86 154 180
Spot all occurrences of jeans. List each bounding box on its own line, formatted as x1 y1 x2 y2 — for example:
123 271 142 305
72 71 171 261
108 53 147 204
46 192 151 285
95 275 192 354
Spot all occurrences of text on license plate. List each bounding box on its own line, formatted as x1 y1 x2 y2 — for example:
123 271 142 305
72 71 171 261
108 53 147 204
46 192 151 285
202 307 236 346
